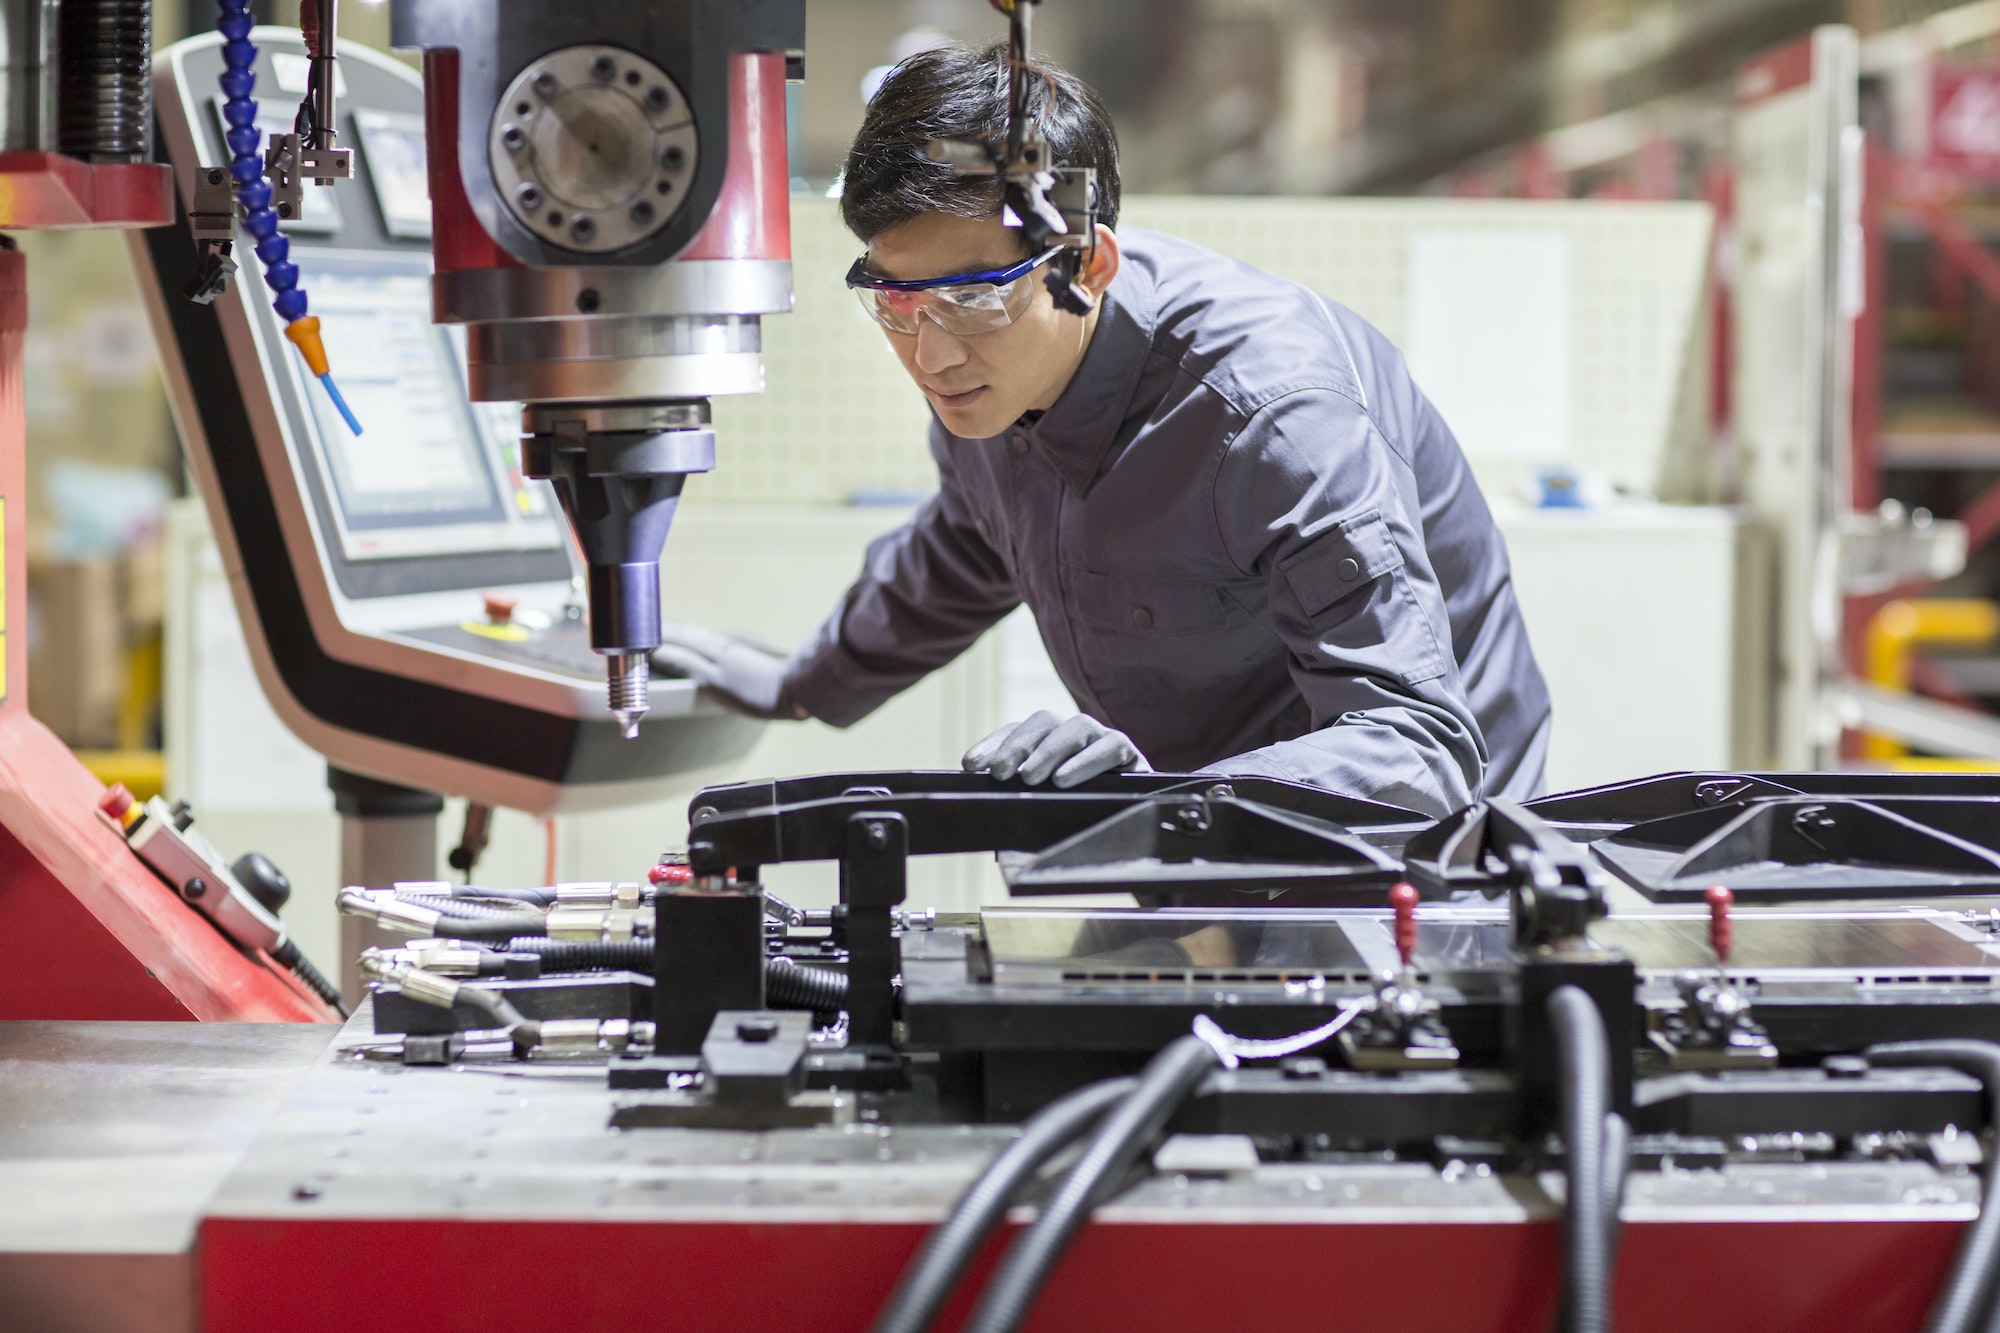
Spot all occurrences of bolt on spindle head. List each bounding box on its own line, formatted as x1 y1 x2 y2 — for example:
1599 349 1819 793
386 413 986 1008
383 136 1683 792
607 652 649 739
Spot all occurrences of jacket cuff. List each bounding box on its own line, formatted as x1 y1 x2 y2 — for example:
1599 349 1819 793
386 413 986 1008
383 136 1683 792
781 610 893 728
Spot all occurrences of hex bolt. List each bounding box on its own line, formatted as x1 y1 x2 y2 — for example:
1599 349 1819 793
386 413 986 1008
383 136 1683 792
516 183 542 210
590 55 616 82
661 145 686 170
571 216 596 243
630 199 654 226
645 85 670 112
532 71 558 98
501 124 526 151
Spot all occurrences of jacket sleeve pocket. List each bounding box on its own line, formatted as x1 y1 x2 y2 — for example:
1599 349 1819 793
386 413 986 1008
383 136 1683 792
1276 510 1448 685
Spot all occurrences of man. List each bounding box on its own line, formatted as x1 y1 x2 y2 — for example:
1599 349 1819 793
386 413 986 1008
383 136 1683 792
656 44 1550 818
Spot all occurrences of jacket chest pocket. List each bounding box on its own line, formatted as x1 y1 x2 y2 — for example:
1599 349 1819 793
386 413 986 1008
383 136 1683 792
1061 565 1251 709
1276 509 1448 686
1064 567 1234 637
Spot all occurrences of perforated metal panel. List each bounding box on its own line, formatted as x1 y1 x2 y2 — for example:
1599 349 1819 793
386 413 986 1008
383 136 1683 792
703 195 1714 504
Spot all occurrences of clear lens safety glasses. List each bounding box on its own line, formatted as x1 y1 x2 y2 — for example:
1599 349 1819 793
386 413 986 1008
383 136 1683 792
845 246 1065 336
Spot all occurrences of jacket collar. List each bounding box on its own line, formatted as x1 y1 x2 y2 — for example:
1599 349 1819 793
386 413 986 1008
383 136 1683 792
1015 250 1159 497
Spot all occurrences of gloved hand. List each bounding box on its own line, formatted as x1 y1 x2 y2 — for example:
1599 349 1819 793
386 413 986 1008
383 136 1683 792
651 623 804 720
962 710 1150 788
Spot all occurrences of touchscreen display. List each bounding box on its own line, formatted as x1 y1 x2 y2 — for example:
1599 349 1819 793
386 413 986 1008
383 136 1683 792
355 109 432 240
299 269 505 530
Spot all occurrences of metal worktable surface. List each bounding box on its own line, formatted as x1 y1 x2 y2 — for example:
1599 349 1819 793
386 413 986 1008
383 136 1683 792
186 1012 1975 1333
0 1020 336 1333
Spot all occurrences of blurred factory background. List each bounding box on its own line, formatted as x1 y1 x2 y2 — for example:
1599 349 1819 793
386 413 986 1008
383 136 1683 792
29 0 2000 969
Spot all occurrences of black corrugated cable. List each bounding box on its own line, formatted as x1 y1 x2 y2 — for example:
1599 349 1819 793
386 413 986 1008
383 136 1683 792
960 1035 1220 1333
1548 985 1613 1333
272 939 348 1017
393 891 543 924
1865 1042 2000 1333
872 1077 1138 1333
496 939 849 1017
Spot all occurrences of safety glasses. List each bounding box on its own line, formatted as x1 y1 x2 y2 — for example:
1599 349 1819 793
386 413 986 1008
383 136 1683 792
845 246 1065 336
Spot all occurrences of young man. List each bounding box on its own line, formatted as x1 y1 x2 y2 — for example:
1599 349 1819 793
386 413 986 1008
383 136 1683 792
656 44 1550 818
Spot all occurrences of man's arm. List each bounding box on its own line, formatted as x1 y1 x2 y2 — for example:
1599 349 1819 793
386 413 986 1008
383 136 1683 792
785 433 1021 728
1200 388 1486 817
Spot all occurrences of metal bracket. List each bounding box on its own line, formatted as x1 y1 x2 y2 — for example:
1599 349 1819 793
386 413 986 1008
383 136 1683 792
839 811 906 1056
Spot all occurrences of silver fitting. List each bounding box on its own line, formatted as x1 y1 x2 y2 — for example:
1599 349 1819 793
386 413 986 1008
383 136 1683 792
397 968 463 1010
553 880 644 909
337 888 445 937
545 905 650 942
403 939 485 976
537 1018 607 1053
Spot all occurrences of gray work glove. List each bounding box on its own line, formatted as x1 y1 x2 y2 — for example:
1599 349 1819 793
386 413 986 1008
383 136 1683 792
651 623 804 720
962 710 1150 788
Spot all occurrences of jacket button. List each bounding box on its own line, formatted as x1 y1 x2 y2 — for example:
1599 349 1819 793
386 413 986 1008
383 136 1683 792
1337 557 1361 581
1130 607 1153 629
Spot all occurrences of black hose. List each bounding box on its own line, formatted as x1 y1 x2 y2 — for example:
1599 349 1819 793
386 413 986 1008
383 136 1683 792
766 957 848 1013
452 885 557 907
1548 985 1613 1333
450 982 540 1056
272 939 349 1018
506 938 651 971
872 1077 1138 1333
500 939 848 1016
422 912 548 943
1866 1042 2000 1333
395 891 543 924
960 1036 1219 1333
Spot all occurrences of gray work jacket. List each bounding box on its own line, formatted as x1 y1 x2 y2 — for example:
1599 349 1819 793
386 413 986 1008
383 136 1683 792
785 228 1552 817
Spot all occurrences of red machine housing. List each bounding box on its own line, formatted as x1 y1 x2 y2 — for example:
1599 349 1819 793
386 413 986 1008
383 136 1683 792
0 155 330 1021
423 48 791 277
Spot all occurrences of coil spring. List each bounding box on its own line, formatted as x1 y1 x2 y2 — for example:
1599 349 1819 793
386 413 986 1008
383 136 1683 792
58 0 150 162
214 0 308 325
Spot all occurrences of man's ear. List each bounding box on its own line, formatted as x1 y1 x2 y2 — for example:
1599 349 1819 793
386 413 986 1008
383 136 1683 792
1077 223 1120 301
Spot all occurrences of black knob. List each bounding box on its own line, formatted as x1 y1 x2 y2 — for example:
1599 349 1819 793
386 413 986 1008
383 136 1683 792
230 852 291 915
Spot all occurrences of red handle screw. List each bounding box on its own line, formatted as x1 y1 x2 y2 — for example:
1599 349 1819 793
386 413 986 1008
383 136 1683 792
1390 881 1419 970
1706 884 1734 967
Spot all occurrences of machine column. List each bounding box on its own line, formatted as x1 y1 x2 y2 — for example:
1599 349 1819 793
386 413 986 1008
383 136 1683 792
330 767 443 1005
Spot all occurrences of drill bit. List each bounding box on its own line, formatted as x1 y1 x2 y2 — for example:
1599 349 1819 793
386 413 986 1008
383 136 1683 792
607 652 649 739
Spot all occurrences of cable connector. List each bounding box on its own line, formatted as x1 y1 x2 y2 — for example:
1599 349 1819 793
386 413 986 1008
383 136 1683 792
338 886 441 937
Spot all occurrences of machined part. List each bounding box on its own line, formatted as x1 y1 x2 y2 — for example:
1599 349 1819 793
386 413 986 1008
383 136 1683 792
489 43 696 255
523 399 709 436
433 260 792 325
465 315 762 404
607 652 649 740
58 0 149 162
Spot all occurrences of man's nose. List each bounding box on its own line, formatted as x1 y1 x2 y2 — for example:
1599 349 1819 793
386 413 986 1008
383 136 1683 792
913 313 970 373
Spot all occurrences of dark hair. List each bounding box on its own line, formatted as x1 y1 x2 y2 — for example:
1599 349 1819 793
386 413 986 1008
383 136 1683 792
840 42 1121 244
